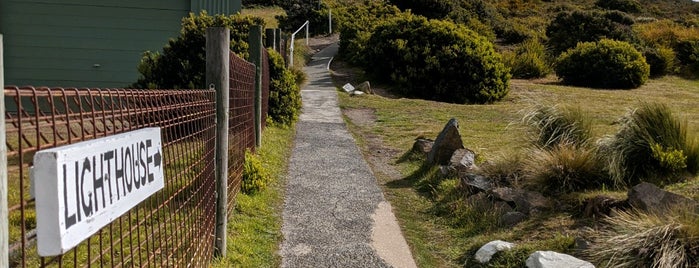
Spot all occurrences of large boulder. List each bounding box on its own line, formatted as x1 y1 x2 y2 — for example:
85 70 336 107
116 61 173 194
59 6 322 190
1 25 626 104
628 182 699 214
427 118 464 165
525 251 594 268
491 187 552 215
474 240 516 263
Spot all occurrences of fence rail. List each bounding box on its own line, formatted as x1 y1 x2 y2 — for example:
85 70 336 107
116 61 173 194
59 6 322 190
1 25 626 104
3 36 273 265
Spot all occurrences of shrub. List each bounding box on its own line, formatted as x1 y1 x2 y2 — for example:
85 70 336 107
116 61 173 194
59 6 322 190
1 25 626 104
132 12 264 89
595 0 642 13
523 144 608 195
522 105 593 148
242 150 270 194
641 46 676 77
675 38 699 75
364 15 510 104
505 39 551 79
634 19 699 48
337 0 403 65
546 10 636 55
584 209 699 268
555 39 649 89
600 103 698 186
267 48 302 126
276 1 333 36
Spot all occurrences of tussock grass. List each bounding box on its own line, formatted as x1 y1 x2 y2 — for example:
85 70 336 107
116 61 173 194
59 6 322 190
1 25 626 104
601 102 699 187
522 105 593 148
584 209 699 268
523 144 608 195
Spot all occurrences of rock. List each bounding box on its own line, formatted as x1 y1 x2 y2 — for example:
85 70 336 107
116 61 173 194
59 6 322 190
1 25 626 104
356 81 373 94
427 118 464 165
501 211 527 226
449 148 477 174
526 251 594 268
474 240 516 263
491 187 552 214
574 237 591 251
460 174 494 194
411 138 434 157
342 83 355 93
627 182 699 214
350 90 365 96
582 195 627 218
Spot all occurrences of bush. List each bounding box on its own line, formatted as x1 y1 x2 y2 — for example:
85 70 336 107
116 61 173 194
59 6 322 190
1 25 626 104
546 10 636 55
523 144 608 195
276 1 333 36
337 1 403 65
555 39 649 89
641 46 676 77
242 150 270 194
504 39 551 79
523 105 592 148
584 209 699 267
267 48 302 126
364 15 510 104
600 103 699 186
132 12 264 89
595 0 642 13
675 38 699 75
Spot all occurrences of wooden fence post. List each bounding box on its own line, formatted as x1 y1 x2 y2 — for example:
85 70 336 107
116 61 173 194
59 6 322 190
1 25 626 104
248 25 263 148
274 29 282 55
1 34 8 268
206 27 230 258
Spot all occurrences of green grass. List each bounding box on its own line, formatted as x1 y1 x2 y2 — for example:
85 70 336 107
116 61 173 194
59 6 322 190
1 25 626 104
211 125 296 268
336 71 699 267
242 6 285 29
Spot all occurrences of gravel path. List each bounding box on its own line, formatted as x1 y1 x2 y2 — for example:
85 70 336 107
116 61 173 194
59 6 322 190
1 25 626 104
280 43 416 268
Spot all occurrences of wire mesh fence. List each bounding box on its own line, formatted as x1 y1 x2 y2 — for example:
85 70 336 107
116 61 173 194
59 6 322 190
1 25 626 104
3 29 275 267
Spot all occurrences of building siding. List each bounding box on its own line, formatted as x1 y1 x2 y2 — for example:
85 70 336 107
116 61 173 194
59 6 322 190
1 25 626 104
0 0 191 87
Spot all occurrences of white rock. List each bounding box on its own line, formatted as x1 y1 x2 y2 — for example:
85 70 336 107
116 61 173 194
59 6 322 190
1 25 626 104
474 240 515 263
526 251 595 268
342 83 355 93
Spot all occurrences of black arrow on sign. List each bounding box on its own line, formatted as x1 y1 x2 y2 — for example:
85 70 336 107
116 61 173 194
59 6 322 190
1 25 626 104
154 150 162 168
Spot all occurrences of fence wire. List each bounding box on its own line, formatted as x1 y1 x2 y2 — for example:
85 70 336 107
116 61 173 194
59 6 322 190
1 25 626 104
4 86 217 267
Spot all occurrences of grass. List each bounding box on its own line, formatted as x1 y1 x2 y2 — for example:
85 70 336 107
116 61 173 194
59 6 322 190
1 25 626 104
241 6 285 29
336 70 699 267
211 125 296 267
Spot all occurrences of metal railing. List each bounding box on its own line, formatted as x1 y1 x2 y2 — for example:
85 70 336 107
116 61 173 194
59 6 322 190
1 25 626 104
288 20 309 68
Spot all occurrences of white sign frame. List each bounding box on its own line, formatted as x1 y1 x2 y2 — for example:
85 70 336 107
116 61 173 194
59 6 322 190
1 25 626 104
33 127 165 256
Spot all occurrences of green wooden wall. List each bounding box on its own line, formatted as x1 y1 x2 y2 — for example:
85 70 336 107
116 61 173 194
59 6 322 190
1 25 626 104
0 0 242 88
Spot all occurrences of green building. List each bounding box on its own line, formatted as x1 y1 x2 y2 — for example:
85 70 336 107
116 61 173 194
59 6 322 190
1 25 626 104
0 0 241 88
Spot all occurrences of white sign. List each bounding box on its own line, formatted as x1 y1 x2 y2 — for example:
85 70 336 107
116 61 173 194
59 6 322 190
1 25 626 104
342 83 355 93
33 128 165 256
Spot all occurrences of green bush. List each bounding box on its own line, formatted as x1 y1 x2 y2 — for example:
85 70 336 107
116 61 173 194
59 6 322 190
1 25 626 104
641 46 676 77
595 0 642 13
600 103 699 186
364 15 510 104
132 12 264 89
555 39 649 89
242 150 270 194
546 10 636 55
276 1 333 36
505 39 551 79
337 0 403 65
675 38 699 75
267 48 302 126
522 105 592 148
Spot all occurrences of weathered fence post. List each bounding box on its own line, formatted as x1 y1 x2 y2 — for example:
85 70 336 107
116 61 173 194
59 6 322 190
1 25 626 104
275 29 282 55
206 27 230 258
248 25 263 148
265 28 276 50
0 34 8 268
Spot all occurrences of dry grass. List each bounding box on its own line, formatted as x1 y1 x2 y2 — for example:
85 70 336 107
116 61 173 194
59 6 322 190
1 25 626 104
241 6 285 29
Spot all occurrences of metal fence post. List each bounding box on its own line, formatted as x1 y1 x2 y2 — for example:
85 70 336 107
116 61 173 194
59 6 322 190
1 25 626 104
206 27 230 258
0 34 8 268
248 25 263 148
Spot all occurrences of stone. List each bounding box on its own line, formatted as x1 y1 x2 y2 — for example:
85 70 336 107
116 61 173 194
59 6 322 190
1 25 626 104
474 240 515 263
411 138 434 157
490 187 552 214
356 81 373 94
574 237 591 251
582 195 627 218
501 211 527 226
449 148 477 174
350 90 365 96
342 83 355 93
460 174 494 194
427 118 464 165
627 182 699 214
525 251 594 268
